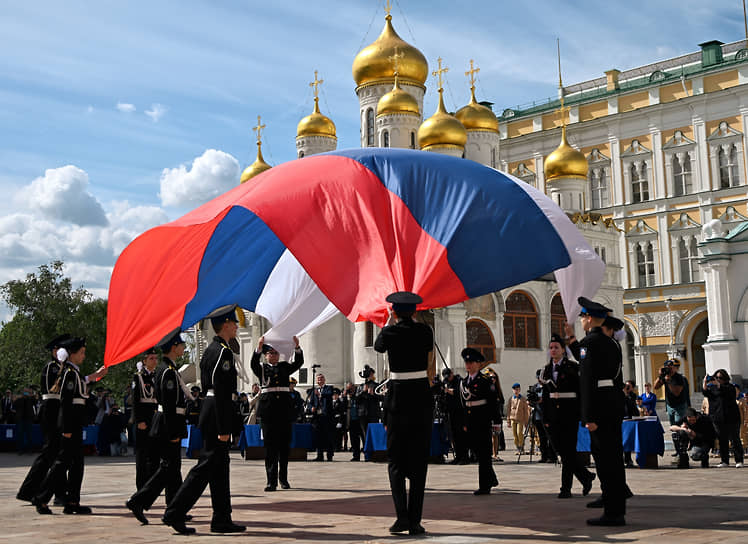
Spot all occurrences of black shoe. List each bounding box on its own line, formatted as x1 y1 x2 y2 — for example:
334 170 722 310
126 500 148 525
16 492 33 503
264 485 277 492
490 477 499 488
582 473 596 496
162 516 196 535
586 497 604 508
280 480 290 489
457 459 470 465
326 457 333 462
409 523 426 535
183 514 193 521
389 520 409 533
448 458 460 465
473 488 491 495
53 497 65 506
350 457 360 462
557 490 572 498
313 456 324 461
63 504 92 515
624 486 634 499
587 515 625 526
211 522 246 533
32 499 52 515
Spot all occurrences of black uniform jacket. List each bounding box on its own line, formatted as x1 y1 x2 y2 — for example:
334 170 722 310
461 372 496 426
40 358 63 422
150 358 188 441
132 368 157 426
577 327 624 425
250 348 303 421
200 337 238 436
374 317 433 417
58 362 88 434
541 357 581 425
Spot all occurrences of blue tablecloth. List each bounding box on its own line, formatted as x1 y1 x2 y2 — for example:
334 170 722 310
576 419 664 467
0 424 98 447
362 422 450 460
82 425 98 446
237 424 314 451
181 425 203 457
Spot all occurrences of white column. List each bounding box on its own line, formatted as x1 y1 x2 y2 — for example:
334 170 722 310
651 129 666 199
703 259 735 341
610 137 623 205
693 117 711 191
657 213 672 285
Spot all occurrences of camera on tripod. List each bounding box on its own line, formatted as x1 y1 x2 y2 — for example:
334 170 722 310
526 387 540 407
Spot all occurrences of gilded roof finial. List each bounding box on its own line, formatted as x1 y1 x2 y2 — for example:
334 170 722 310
556 39 569 131
252 115 266 145
465 59 480 92
432 57 448 91
384 0 392 20
309 70 324 113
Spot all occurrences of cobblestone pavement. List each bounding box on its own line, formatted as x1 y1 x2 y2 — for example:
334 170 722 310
1 450 746 543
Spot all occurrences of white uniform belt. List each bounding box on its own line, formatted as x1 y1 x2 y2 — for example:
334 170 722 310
262 387 290 393
390 370 427 380
158 405 185 415
466 399 487 407
550 392 577 399
597 379 614 387
206 390 215 397
138 398 157 404
42 394 60 400
72 398 86 405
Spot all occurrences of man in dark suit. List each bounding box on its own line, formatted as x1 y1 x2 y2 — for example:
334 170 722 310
309 373 336 461
374 291 433 536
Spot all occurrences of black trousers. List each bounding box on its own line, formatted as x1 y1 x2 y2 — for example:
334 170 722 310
36 428 84 505
313 416 335 459
349 420 364 459
386 412 431 525
533 419 552 459
261 418 291 485
589 419 626 518
547 419 593 493
716 422 744 464
467 419 497 490
135 427 160 490
129 439 183 509
18 402 61 499
447 411 468 461
163 434 232 523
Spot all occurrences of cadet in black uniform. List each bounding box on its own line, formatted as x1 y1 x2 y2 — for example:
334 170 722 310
374 291 433 536
132 347 159 491
162 306 245 534
33 336 107 515
250 335 303 491
460 348 499 495
541 333 595 498
17 333 71 502
575 297 626 526
126 331 189 525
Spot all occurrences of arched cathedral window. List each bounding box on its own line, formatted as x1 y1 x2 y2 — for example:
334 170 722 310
503 291 538 349
383 130 389 148
366 108 375 147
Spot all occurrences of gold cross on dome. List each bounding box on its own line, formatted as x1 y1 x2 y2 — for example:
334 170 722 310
388 46 404 75
465 59 480 88
384 0 392 17
309 70 324 99
252 115 265 143
432 57 448 90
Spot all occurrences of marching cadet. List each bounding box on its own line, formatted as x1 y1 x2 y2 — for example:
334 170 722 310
374 291 433 536
162 306 246 534
460 348 499 495
33 336 107 515
251 335 303 491
575 297 627 526
132 347 159 491
541 334 595 499
17 333 71 502
126 331 189 525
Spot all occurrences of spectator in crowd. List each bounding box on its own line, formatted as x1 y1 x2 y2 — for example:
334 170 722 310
639 383 657 417
357 365 378 393
358 380 383 430
702 370 744 468
739 392 748 450
332 390 347 452
506 383 530 454
1 389 15 423
670 407 717 468
289 379 305 423
345 382 364 461
14 386 36 454
309 373 336 461
654 359 690 425
622 381 638 467
247 384 260 425
238 393 250 426
186 386 202 425
442 368 468 464
96 389 114 455
530 370 553 463
101 404 128 456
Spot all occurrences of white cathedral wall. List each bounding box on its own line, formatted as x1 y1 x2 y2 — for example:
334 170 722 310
376 114 419 148
296 135 336 157
464 131 499 166
358 82 424 147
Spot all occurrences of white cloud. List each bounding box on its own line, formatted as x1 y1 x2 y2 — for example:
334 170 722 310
86 105 94 114
145 103 167 122
159 149 240 208
116 102 136 113
18 165 108 226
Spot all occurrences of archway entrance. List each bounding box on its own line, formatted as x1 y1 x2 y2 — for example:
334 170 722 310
690 319 708 391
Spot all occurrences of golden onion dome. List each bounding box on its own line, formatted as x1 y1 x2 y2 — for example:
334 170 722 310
240 143 272 183
377 74 419 116
455 87 498 132
417 89 467 151
544 126 589 182
352 15 428 88
296 97 336 139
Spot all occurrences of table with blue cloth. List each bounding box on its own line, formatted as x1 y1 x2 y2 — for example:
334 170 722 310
181 424 203 458
237 424 314 460
0 424 100 451
363 422 450 462
576 419 664 468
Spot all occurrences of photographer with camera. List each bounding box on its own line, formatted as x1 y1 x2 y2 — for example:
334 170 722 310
654 359 690 425
702 370 744 468
670 407 716 468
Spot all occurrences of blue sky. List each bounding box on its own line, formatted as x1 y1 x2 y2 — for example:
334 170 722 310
0 0 741 313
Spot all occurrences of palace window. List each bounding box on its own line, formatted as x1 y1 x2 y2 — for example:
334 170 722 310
678 237 701 283
503 291 538 349
719 144 740 188
550 294 566 338
672 153 693 196
636 242 655 287
491 147 497 168
383 130 390 148
366 108 375 146
410 132 416 149
364 321 374 347
631 162 650 203
298 150 305 159
466 319 496 365
590 167 609 209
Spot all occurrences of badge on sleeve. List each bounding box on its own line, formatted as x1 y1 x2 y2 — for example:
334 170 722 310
580 348 587 359
166 380 175 390
66 380 75 390
222 360 231 371
131 381 136 390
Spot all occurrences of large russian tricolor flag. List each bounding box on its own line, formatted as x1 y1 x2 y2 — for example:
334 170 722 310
104 148 604 366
